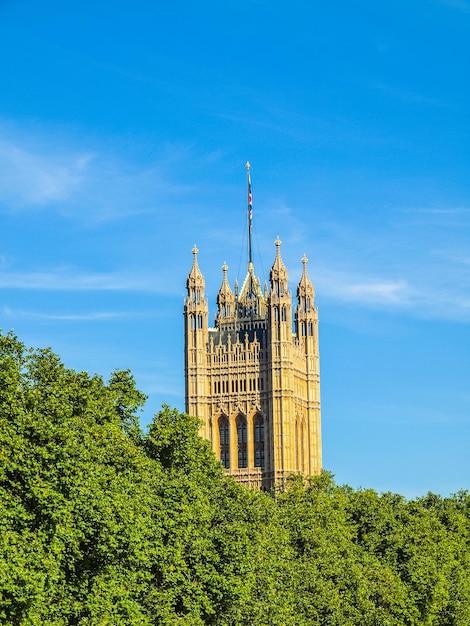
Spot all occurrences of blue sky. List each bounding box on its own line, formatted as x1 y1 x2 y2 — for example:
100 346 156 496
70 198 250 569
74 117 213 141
1 0 469 498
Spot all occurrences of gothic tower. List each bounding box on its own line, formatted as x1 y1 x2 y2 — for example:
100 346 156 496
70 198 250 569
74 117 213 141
184 164 321 489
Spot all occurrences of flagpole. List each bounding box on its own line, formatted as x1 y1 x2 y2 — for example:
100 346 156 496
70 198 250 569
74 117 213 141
246 161 253 266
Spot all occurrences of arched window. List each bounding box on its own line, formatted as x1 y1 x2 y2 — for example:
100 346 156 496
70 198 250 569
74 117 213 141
236 415 247 468
254 414 264 468
190 314 196 330
295 417 306 473
219 416 230 469
300 419 305 473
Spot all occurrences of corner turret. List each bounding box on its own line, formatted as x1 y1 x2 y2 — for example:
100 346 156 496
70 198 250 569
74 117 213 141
295 254 318 347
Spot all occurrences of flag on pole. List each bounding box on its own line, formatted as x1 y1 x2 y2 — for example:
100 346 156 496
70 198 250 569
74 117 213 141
246 161 253 264
247 165 253 229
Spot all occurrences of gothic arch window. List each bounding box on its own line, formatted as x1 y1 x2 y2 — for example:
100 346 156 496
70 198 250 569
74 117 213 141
190 314 196 330
308 322 313 336
295 418 300 470
219 415 230 469
301 321 306 337
295 417 306 473
300 419 305 472
236 414 248 468
197 314 203 329
281 307 286 322
254 414 265 468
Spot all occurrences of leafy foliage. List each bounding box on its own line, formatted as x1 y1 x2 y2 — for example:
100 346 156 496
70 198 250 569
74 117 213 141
1 330 470 625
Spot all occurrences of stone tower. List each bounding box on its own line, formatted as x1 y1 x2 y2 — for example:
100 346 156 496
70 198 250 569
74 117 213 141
184 164 321 490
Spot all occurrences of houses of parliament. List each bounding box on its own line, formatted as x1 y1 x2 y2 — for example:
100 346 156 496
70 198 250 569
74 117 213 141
184 164 321 490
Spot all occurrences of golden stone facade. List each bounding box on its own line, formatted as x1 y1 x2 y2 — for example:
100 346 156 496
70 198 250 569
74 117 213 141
184 167 321 489
184 238 321 490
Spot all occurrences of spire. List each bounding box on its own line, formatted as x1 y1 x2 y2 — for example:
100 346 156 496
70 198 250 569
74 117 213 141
297 254 315 298
186 244 205 295
296 254 315 321
270 237 288 294
216 261 234 320
221 261 230 289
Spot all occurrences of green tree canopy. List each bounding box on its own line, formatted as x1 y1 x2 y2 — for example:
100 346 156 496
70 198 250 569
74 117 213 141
1 330 470 625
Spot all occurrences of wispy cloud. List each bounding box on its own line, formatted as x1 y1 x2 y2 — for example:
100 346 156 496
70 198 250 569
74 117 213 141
317 269 411 306
0 137 91 207
315 264 470 323
0 121 198 222
1 306 126 321
370 82 447 107
0 268 180 294
436 0 470 11
398 206 470 229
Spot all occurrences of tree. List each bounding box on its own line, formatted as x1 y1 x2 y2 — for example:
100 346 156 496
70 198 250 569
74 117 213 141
0 331 158 624
2 330 470 625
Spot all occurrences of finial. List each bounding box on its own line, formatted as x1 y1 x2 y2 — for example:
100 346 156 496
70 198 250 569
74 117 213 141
275 236 282 248
246 161 251 170
192 244 199 256
302 254 308 265
222 261 228 275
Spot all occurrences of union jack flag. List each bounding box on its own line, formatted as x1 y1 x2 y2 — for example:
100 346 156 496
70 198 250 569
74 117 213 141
248 171 253 225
